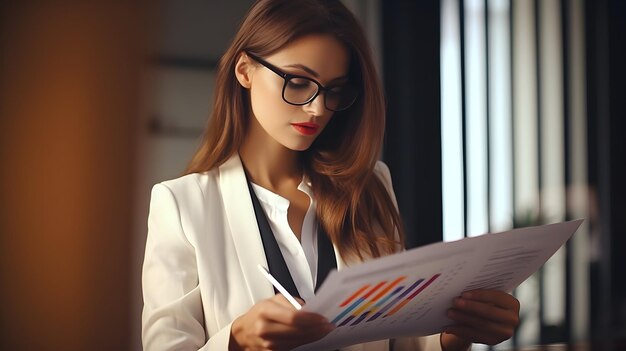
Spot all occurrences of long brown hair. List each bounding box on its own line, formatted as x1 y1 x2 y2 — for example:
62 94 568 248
185 0 404 260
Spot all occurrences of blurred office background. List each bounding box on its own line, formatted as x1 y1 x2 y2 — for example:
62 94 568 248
0 1 624 350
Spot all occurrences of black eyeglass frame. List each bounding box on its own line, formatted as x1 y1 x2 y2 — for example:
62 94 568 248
245 51 359 112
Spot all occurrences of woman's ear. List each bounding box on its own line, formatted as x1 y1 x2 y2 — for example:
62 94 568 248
234 52 253 88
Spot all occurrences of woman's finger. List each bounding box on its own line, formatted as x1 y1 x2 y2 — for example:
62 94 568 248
447 308 515 338
256 299 327 327
271 293 304 309
268 295 329 326
257 331 329 351
253 318 333 339
262 327 334 349
452 296 520 326
238 319 331 350
248 319 333 350
460 290 520 312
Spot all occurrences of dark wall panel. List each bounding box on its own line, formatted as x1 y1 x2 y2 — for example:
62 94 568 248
382 0 442 249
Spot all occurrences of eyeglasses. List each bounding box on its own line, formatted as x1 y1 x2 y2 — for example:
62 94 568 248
245 51 359 112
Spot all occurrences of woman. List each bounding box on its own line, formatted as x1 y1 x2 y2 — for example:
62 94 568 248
141 0 520 350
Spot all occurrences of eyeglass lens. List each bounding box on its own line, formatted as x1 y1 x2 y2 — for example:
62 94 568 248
283 77 357 112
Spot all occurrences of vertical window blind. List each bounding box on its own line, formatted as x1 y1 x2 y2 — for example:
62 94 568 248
439 0 590 348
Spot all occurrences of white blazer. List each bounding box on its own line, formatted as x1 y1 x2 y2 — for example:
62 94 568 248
142 154 443 351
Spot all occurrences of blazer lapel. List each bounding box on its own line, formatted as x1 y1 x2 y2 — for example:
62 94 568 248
315 224 337 292
247 179 300 299
219 154 274 303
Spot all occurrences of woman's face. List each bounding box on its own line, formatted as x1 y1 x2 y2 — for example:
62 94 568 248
238 34 350 151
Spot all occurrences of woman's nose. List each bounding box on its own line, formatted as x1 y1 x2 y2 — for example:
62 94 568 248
303 93 326 116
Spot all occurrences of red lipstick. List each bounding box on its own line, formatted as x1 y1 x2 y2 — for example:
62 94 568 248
291 122 319 136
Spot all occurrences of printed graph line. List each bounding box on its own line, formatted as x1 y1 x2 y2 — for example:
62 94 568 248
370 276 406 302
330 281 387 325
364 286 404 323
338 315 355 327
350 310 372 326
347 277 406 327
366 278 424 322
384 274 441 317
350 277 406 318
331 273 442 326
340 284 370 307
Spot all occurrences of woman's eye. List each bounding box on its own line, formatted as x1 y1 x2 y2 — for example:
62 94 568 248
327 86 346 97
287 78 311 89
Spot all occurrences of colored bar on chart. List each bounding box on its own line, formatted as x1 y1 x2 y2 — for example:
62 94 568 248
354 284 407 326
331 281 387 325
332 298 365 325
338 315 355 327
370 276 406 302
340 284 370 307
367 278 424 322
351 300 374 317
350 310 373 326
384 274 441 317
342 277 406 326
406 274 440 300
365 286 405 322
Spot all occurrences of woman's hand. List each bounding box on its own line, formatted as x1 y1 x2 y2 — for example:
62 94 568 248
440 289 520 351
229 294 335 351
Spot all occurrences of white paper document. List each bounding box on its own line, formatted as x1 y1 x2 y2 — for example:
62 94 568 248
294 220 583 351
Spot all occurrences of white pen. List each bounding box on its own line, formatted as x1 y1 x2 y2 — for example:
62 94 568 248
257 264 303 310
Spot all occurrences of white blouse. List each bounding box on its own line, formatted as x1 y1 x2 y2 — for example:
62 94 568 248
250 179 319 302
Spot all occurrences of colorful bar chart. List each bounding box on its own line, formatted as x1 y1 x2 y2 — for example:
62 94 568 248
366 278 424 322
330 273 442 327
330 280 387 325
384 274 441 317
